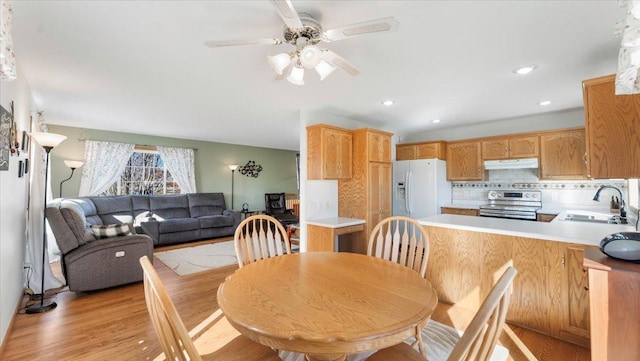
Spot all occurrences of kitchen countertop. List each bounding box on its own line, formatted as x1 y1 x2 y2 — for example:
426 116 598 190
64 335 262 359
306 217 365 228
418 214 636 247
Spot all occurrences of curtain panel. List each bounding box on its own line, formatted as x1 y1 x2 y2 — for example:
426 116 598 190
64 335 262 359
78 140 134 196
156 146 197 193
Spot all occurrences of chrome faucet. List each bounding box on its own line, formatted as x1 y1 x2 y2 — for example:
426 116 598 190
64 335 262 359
592 185 627 224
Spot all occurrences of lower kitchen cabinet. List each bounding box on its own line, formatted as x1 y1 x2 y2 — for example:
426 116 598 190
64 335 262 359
536 213 558 222
584 248 640 361
425 226 591 347
441 207 479 216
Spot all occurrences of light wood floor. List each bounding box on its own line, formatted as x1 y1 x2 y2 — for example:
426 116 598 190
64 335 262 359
0 238 590 361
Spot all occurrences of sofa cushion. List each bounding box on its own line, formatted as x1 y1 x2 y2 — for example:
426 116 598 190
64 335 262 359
188 193 225 218
149 195 190 219
158 218 200 233
131 195 151 217
198 215 234 228
89 196 134 225
46 207 82 254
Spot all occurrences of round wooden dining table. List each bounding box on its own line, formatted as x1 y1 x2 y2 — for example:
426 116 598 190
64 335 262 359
217 252 438 361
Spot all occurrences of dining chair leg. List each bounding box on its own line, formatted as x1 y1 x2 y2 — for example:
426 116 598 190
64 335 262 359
412 324 426 357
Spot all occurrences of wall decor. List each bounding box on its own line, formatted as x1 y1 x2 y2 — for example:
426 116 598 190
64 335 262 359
238 160 263 178
18 159 23 177
0 101 12 171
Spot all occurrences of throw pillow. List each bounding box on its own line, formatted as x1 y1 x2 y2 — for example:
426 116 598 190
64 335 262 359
90 223 135 239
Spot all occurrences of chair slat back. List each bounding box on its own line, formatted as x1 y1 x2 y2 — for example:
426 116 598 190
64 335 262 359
139 256 202 361
368 216 430 277
448 266 517 361
234 214 291 268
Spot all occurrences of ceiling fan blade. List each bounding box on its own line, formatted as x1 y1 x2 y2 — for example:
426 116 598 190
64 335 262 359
204 38 283 48
321 50 360 76
269 0 303 29
323 17 399 42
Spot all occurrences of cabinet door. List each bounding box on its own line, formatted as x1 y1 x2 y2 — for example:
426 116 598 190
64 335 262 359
447 141 483 180
368 132 391 162
540 129 587 180
416 142 446 160
368 162 392 228
560 246 590 347
509 136 539 158
337 130 353 178
396 144 416 160
584 75 640 178
321 128 343 179
482 139 509 160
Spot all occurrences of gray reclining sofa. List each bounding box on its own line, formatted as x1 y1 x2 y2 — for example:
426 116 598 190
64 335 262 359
47 193 239 292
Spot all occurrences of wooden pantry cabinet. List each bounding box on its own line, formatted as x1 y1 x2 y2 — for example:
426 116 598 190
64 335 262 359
396 141 446 161
583 74 640 178
339 128 393 254
307 124 352 180
446 140 483 181
482 135 539 160
539 128 588 180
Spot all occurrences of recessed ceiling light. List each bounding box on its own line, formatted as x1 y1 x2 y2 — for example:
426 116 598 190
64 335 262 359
539 100 552 106
381 100 396 106
432 119 441 123
513 65 537 75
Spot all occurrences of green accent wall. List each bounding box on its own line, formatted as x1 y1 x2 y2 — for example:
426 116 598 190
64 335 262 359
49 125 298 211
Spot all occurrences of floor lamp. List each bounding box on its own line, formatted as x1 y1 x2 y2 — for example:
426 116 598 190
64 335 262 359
27 132 67 314
228 164 239 210
59 160 84 197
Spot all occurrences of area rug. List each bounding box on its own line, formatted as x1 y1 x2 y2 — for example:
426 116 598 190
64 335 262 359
154 241 238 276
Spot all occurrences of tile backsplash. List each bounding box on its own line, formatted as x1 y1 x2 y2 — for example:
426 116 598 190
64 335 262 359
452 169 627 209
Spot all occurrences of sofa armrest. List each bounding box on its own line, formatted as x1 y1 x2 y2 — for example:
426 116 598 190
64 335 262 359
224 209 241 229
139 221 160 246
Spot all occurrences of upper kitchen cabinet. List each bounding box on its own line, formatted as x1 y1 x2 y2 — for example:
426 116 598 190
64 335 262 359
367 130 392 162
307 124 353 180
482 135 539 160
396 141 446 161
583 74 640 178
540 128 588 180
447 140 483 181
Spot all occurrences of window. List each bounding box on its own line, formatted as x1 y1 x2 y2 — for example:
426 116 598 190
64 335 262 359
103 150 181 196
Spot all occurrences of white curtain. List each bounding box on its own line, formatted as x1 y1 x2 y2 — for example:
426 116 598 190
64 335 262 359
25 113 63 293
616 0 640 94
157 146 197 193
78 140 134 196
0 0 17 81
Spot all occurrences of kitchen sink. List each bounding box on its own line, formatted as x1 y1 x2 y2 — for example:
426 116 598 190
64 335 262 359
562 210 623 224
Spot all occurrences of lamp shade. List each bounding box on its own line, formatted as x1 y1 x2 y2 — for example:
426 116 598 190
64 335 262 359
267 53 292 75
31 132 67 148
300 45 322 69
64 160 84 169
228 164 239 171
287 65 305 86
315 60 336 81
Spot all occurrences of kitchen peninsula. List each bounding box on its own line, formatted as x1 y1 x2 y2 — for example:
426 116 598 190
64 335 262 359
418 214 635 347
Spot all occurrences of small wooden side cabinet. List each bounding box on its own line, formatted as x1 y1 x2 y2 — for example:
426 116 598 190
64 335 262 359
306 217 365 252
583 248 640 361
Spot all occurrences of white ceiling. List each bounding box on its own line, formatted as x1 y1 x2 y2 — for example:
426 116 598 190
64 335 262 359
9 1 623 151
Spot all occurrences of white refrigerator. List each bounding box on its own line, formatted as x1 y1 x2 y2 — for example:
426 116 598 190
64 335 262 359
392 159 451 219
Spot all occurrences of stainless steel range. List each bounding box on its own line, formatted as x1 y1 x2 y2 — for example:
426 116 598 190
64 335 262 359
479 190 542 221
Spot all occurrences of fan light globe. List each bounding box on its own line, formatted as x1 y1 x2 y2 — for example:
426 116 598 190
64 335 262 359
315 60 336 81
287 65 305 86
300 45 322 69
267 53 292 75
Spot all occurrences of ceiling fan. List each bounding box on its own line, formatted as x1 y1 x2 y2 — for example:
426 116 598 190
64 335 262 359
204 0 399 85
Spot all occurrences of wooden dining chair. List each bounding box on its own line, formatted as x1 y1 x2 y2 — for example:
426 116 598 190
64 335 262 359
367 266 518 361
139 256 282 360
368 216 430 278
233 214 291 268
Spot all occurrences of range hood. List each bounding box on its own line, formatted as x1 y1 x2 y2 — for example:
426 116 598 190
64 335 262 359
483 157 539 170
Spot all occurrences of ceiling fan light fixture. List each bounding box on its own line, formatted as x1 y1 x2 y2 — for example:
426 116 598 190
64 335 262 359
300 45 322 68
287 64 305 85
315 60 336 80
267 52 292 75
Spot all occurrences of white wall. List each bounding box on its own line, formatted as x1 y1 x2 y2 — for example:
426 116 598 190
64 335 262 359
401 108 585 143
0 64 36 346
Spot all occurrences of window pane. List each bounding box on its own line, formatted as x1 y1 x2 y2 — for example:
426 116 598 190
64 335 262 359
103 150 182 196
